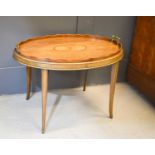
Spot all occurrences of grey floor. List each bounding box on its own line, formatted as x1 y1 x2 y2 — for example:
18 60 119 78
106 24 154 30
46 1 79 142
0 83 155 138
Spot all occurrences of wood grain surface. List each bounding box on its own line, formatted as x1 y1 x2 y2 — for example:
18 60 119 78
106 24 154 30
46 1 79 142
127 16 155 102
16 34 121 63
14 34 123 70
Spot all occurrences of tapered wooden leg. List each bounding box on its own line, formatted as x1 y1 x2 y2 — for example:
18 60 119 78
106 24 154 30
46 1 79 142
26 66 32 100
109 62 119 119
83 70 88 91
41 69 48 134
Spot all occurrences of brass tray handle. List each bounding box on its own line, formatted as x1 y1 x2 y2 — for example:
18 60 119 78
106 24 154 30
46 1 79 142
111 35 122 48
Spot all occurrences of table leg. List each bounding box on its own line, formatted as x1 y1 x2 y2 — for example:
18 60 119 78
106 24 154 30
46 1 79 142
26 66 32 100
41 69 48 134
109 62 119 118
83 70 88 91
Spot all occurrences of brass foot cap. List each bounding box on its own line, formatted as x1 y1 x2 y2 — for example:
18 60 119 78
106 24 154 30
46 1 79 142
42 129 45 134
26 95 30 100
109 115 113 119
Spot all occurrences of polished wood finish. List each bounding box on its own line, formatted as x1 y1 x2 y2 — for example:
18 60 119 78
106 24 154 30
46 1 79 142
83 70 88 91
16 34 121 63
127 17 155 102
41 69 48 134
109 62 119 118
26 66 32 100
13 34 124 133
13 34 123 71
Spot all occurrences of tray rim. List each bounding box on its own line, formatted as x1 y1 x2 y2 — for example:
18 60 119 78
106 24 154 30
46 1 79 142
13 34 124 70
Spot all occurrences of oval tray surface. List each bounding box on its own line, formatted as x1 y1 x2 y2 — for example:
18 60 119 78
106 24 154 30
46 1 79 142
15 34 122 63
14 34 123 70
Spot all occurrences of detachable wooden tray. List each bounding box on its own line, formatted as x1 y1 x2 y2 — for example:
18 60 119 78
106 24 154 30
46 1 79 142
14 34 123 70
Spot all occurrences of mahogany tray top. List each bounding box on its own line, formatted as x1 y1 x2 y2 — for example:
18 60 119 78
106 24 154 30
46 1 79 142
13 34 123 70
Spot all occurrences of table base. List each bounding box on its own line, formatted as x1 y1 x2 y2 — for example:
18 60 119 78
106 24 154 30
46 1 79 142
26 63 119 133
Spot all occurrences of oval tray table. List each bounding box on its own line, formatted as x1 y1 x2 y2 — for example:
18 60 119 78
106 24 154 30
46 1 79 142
13 34 124 133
